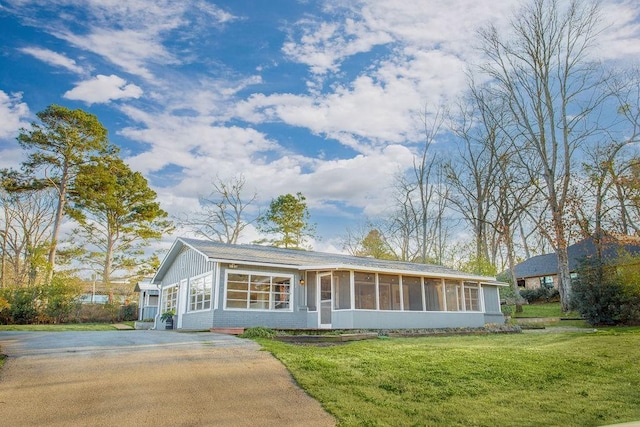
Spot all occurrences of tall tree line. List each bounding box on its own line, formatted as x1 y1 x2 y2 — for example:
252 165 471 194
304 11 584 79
342 0 640 312
0 105 171 288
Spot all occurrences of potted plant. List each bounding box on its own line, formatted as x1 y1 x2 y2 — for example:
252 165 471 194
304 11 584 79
160 310 175 330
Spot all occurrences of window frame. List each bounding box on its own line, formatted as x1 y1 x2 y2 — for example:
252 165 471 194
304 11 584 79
188 272 213 312
463 281 481 312
161 284 178 314
224 270 293 312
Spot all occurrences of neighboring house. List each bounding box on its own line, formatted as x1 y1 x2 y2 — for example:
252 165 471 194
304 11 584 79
78 279 134 304
151 238 506 331
134 281 159 320
514 234 640 289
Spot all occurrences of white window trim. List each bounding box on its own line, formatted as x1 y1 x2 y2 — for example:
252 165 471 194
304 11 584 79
161 284 178 313
187 272 213 313
224 269 294 312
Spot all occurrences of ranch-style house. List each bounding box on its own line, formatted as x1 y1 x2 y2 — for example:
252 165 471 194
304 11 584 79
151 238 506 330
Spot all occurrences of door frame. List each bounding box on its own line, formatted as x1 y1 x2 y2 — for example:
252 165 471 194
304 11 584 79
318 272 332 329
176 278 188 329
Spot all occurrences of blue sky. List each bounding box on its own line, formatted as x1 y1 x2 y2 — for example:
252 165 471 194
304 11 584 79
1 0 640 254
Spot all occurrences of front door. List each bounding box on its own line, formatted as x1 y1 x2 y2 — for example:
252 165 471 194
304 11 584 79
319 273 332 328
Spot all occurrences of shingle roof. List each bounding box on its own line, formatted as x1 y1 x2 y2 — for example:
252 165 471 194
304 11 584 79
154 237 499 283
514 234 640 279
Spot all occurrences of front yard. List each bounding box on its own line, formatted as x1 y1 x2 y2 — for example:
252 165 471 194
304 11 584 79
258 328 640 426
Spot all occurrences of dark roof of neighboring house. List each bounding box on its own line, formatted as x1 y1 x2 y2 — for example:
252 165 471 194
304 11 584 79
153 237 502 284
514 234 640 279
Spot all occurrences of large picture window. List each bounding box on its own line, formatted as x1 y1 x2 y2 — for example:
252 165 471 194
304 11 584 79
162 285 178 313
189 274 212 312
225 271 291 310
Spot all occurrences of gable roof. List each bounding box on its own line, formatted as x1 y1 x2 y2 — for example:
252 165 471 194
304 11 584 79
514 234 640 279
153 237 502 284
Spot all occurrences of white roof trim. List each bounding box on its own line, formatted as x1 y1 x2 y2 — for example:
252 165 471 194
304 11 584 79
211 259 501 283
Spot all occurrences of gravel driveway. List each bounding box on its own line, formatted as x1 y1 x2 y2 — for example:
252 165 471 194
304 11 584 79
0 331 335 427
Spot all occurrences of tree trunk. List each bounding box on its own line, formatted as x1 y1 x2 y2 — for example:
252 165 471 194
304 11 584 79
47 165 69 285
556 244 572 312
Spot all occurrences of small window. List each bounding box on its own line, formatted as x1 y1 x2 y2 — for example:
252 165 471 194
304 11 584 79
463 282 480 311
162 285 178 313
539 276 554 289
189 274 212 312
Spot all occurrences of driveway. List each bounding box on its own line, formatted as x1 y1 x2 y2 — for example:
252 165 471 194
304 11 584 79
0 331 335 426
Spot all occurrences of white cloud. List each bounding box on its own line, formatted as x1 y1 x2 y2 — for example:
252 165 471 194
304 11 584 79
283 18 393 75
58 28 177 82
598 1 640 60
282 0 522 76
118 106 279 176
63 74 142 104
19 47 85 74
0 91 30 140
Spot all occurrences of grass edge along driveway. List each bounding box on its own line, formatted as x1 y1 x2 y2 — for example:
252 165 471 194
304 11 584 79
258 328 640 427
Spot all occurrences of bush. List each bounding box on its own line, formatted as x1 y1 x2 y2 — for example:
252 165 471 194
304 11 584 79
520 287 559 304
40 277 82 323
571 257 640 326
0 286 40 324
119 303 138 321
71 303 114 323
240 326 276 339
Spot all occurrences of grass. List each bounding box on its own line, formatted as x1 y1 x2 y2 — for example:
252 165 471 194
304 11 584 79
257 329 640 426
513 302 580 318
0 323 124 331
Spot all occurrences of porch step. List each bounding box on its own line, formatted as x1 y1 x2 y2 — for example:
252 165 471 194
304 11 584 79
210 327 245 335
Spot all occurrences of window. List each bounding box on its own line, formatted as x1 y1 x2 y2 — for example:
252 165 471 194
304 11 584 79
424 279 444 311
162 285 178 313
189 274 212 312
354 272 375 309
463 282 480 311
333 271 351 309
402 276 423 311
540 276 554 289
445 280 462 311
378 274 401 310
225 272 291 310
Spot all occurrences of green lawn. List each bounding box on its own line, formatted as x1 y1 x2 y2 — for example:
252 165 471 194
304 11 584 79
258 329 640 426
513 302 581 318
0 323 123 331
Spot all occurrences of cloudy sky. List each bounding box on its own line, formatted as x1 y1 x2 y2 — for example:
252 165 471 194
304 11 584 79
1 0 640 253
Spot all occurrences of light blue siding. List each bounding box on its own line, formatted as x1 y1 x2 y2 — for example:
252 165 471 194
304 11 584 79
332 310 486 329
156 241 507 330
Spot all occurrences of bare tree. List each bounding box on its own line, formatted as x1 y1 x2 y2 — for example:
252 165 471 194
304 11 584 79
0 188 55 287
446 84 506 272
178 174 260 244
388 108 452 264
476 0 609 311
